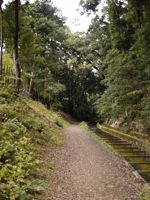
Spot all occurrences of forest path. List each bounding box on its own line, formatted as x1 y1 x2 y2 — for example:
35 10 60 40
43 125 144 200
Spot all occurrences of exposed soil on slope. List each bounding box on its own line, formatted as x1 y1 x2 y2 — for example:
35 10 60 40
41 125 145 200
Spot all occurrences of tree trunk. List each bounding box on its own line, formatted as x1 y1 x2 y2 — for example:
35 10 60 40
28 73 33 97
14 0 21 90
0 0 3 75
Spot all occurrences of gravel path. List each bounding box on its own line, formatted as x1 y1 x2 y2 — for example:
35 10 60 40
43 125 144 200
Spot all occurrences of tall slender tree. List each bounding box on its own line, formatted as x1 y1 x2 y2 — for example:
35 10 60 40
0 0 3 75
14 0 21 89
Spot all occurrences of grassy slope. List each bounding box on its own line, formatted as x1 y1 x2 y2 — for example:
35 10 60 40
0 86 68 200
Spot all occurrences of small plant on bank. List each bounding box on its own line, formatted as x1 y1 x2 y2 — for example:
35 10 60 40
79 121 89 131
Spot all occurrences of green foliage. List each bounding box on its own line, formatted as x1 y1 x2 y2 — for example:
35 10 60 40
81 0 150 134
0 85 66 199
0 138 39 200
57 33 104 121
3 53 13 68
2 0 150 136
23 97 69 129
79 121 89 131
3 0 68 106
0 88 40 199
80 0 101 12
0 86 16 103
2 0 104 122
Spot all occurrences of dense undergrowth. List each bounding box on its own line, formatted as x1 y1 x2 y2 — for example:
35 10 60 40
0 85 67 200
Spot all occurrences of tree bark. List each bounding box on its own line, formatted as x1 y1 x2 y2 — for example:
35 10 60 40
28 72 33 97
14 0 21 90
0 0 3 75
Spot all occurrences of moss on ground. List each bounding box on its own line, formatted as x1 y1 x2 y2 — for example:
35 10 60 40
141 185 150 200
97 124 150 152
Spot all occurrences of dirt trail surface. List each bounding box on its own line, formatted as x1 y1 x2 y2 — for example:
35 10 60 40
43 125 144 200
